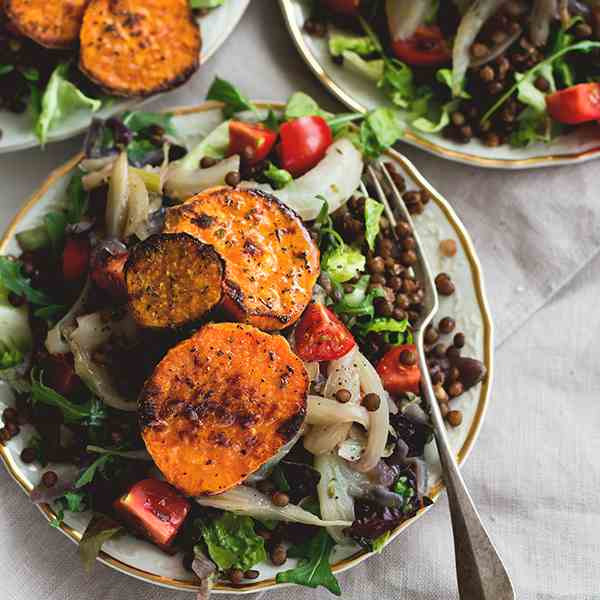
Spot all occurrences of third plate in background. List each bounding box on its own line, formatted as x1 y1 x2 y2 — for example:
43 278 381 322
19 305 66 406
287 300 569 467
280 0 600 170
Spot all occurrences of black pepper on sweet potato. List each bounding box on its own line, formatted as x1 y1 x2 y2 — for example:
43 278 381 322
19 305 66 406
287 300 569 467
125 233 223 329
79 0 200 97
139 322 308 495
164 187 320 331
6 0 89 48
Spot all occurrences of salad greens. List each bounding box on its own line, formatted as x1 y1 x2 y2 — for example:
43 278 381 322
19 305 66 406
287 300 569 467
198 513 267 572
34 64 102 146
79 513 124 571
276 530 341 596
363 198 384 251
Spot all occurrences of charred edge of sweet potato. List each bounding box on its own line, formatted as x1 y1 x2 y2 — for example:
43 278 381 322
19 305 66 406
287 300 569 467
125 232 224 329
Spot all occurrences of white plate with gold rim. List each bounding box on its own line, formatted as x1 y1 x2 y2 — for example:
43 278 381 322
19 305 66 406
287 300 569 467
0 101 493 594
279 0 600 170
0 1 250 155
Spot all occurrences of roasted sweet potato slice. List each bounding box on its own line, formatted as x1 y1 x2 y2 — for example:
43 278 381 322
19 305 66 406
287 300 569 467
6 0 88 48
125 233 223 329
139 322 308 496
79 0 200 97
164 187 320 331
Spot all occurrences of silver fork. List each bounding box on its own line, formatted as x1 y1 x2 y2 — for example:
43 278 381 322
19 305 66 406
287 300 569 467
365 162 514 600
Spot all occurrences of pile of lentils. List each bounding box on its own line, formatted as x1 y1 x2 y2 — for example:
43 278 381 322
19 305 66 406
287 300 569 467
315 162 484 427
444 1 600 146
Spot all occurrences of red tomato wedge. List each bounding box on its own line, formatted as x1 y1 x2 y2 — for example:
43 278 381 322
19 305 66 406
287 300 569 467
278 116 333 177
295 303 356 362
42 353 81 396
322 0 360 16
228 121 277 165
376 344 421 395
62 237 90 282
114 479 190 550
391 26 451 67
546 83 600 125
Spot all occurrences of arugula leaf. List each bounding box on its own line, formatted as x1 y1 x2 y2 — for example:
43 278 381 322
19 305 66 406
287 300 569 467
27 433 48 467
22 67 39 82
264 162 293 189
482 40 600 124
0 340 23 370
276 530 341 596
34 63 102 145
412 100 459 134
52 489 89 527
0 65 14 76
371 531 390 553
30 370 107 425
322 245 366 283
272 465 291 492
331 275 384 319
206 77 257 118
79 513 123 571
126 138 157 166
65 173 88 224
315 199 344 250
378 59 415 108
262 109 281 131
357 108 405 159
33 304 66 323
436 68 470 99
550 17 583 88
328 34 378 57
0 257 51 305
122 111 176 135
75 454 112 488
364 197 384 251
199 513 266 571
44 211 67 253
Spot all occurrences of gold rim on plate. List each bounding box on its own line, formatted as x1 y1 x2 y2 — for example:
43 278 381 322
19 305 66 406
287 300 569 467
278 0 600 169
0 102 494 594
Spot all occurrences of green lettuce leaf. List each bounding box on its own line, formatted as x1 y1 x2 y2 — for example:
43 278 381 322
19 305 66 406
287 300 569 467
264 162 293 189
357 107 405 158
342 51 384 82
378 59 415 109
436 68 471 99
0 257 51 305
284 91 333 121
411 100 459 134
331 275 384 320
364 197 384 251
179 120 231 170
35 63 101 145
328 33 377 57
275 530 341 596
199 513 266 572
322 245 366 283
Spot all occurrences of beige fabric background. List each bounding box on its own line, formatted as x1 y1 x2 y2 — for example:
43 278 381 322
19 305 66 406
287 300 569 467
1 2 599 598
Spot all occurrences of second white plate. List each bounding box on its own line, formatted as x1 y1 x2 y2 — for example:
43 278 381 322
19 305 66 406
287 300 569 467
280 0 600 169
0 1 250 155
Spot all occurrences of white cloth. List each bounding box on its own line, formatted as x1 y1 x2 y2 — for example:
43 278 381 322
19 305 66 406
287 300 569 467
1 1 600 598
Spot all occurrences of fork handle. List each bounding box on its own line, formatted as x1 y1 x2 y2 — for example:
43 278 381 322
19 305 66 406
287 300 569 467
418 350 514 600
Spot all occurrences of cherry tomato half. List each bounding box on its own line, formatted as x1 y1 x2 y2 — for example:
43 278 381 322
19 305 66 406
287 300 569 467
42 353 81 396
391 26 451 67
90 249 128 300
376 344 421 395
278 116 333 177
62 236 90 282
228 121 277 165
114 479 191 550
322 0 360 16
546 83 600 125
295 303 356 362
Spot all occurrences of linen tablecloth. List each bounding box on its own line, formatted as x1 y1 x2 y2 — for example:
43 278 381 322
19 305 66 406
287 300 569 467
1 2 599 598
